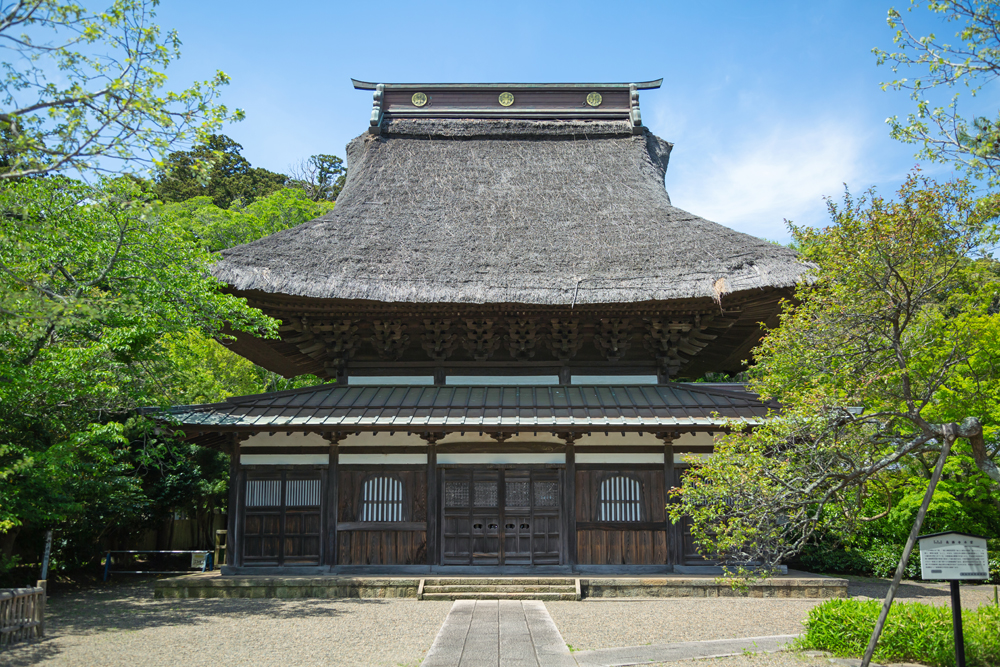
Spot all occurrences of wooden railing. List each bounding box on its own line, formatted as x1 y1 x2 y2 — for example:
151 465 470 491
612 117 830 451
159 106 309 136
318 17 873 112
0 581 45 646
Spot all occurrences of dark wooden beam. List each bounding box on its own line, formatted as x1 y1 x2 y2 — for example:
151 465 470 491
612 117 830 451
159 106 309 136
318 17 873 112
576 521 669 531
227 434 242 568
336 521 427 531
423 435 440 566
562 436 577 568
658 431 678 567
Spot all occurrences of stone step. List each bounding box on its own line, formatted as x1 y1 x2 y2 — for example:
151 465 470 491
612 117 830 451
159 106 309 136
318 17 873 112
423 584 576 594
422 578 573 586
421 591 579 601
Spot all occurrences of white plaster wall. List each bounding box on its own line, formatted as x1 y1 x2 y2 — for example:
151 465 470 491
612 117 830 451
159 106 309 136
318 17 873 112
576 453 665 464
240 432 330 448
437 453 565 465
338 453 428 465
240 454 329 465
436 432 564 445
338 431 421 447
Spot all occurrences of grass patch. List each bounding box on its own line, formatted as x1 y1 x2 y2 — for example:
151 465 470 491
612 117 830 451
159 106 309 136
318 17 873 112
797 598 1000 667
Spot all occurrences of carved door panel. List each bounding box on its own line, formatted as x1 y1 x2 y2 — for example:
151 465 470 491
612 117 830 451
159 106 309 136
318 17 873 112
442 514 472 565
503 474 532 565
470 471 500 564
441 468 562 566
442 470 474 565
531 473 562 564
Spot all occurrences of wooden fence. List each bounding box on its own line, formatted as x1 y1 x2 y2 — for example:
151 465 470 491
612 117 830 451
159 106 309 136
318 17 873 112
0 581 45 647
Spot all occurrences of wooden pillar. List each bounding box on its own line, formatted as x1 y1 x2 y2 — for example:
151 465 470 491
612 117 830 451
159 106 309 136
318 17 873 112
227 434 243 568
421 432 443 567
658 431 678 568
558 432 579 568
323 432 345 568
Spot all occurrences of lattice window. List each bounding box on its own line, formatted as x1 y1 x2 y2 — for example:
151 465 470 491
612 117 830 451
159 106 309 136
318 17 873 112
599 475 643 521
360 475 405 521
474 481 498 507
246 479 282 507
445 480 470 508
533 481 559 508
505 480 530 507
285 479 321 507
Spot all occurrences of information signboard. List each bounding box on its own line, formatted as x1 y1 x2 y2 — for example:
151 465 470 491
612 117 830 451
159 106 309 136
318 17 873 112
918 532 989 581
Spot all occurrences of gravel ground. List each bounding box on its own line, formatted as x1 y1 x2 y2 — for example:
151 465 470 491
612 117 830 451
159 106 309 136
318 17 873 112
2 575 994 666
548 577 1000 653
844 576 999 609
549 598 823 651
1 580 453 667
641 654 831 667
641 654 840 667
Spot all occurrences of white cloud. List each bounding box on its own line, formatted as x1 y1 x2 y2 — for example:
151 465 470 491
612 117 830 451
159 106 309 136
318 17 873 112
659 116 870 242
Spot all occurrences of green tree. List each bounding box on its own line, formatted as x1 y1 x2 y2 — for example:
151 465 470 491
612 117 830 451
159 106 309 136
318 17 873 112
155 186 334 252
0 175 277 559
671 175 1000 572
876 1 1000 184
288 154 347 202
0 0 242 179
159 328 326 406
153 134 287 208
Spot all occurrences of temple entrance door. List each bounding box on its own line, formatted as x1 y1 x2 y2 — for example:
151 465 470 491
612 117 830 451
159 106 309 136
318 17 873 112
441 468 561 566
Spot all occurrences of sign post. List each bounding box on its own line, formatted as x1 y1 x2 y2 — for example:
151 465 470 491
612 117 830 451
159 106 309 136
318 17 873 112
918 531 990 667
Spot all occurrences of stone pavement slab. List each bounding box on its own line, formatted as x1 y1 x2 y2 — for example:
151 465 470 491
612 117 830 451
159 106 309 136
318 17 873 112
570 634 800 666
422 599 576 667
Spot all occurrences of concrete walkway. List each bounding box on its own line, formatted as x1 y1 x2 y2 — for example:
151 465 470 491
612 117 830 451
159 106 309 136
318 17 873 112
421 600 801 667
570 634 800 666
421 600 576 667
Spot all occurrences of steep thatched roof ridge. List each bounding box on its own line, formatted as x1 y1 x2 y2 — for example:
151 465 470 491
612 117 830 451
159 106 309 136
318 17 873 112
213 120 809 305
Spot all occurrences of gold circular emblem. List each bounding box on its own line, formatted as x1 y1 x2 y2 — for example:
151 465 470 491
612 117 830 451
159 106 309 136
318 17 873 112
586 92 603 107
411 92 428 107
498 92 514 107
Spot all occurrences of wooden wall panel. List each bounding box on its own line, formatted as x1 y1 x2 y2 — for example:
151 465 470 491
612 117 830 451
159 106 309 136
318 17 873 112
336 467 428 565
672 466 716 565
338 469 426 522
575 467 669 565
576 529 668 565
337 530 427 565
576 469 666 523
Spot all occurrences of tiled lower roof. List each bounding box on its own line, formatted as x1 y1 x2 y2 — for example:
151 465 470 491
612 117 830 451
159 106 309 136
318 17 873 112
158 384 773 432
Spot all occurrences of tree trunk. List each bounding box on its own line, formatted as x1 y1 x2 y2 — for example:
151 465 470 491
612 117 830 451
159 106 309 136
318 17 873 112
0 526 21 559
861 425 955 667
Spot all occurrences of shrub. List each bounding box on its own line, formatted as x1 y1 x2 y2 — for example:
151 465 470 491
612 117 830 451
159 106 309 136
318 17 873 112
799 598 1000 667
792 539 921 578
861 540 921 579
795 538 1000 584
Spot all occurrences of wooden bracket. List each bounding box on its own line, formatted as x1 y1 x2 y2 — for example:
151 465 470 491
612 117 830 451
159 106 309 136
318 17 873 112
322 431 348 445
655 431 680 444
556 431 581 445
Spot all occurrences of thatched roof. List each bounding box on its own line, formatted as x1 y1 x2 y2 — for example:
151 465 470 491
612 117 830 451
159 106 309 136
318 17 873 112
214 118 808 305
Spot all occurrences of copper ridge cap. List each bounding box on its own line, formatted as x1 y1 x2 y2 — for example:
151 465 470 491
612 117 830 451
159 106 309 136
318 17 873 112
351 79 663 90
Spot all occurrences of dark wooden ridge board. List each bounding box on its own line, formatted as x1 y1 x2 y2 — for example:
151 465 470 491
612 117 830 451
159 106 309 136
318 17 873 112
351 79 663 132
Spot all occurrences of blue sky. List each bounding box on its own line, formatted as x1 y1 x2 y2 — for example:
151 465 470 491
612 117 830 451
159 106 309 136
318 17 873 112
153 0 978 242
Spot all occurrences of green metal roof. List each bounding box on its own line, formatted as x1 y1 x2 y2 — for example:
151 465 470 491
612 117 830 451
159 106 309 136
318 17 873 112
156 383 772 433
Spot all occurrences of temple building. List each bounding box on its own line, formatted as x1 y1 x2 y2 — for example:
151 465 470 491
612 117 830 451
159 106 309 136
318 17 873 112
164 80 808 574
